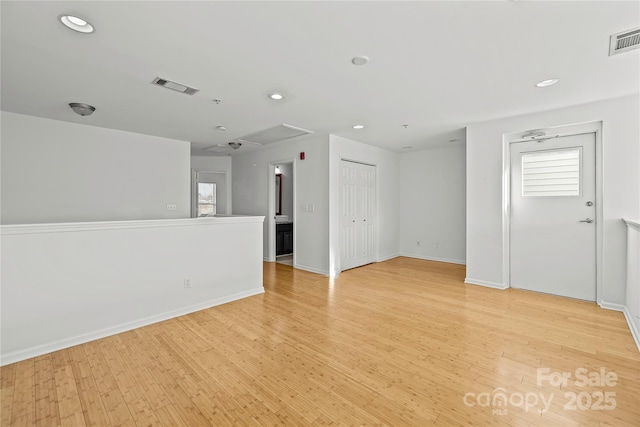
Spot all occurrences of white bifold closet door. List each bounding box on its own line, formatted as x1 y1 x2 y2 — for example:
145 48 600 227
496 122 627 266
510 132 596 301
340 160 376 271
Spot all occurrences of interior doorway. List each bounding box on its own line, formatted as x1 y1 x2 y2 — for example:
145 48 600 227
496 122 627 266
267 160 295 265
506 127 601 301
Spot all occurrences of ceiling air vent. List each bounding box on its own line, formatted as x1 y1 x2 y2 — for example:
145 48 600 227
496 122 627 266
609 28 640 56
151 77 199 95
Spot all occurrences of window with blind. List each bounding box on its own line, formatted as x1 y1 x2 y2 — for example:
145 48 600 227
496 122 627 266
521 148 581 197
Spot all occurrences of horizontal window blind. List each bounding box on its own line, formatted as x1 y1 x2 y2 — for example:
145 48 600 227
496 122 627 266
522 148 580 197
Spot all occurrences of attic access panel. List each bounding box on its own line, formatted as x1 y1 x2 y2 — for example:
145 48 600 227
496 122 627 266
237 124 314 145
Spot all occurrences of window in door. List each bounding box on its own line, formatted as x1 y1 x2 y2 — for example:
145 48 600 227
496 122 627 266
197 183 216 216
521 148 581 197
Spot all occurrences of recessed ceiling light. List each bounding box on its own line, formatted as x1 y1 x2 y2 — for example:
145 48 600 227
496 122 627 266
352 125 364 130
351 56 370 66
59 14 94 33
268 92 285 101
536 78 559 88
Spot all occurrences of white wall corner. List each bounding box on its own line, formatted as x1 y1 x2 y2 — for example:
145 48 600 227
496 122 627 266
464 278 508 290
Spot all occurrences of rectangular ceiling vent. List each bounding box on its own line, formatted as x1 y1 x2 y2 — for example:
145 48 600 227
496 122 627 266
609 28 640 56
237 124 314 145
151 77 199 95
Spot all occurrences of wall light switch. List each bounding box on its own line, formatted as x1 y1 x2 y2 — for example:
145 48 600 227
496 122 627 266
300 204 308 212
308 203 314 212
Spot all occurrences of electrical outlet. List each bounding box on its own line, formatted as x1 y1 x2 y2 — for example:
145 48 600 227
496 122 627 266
434 241 439 248
417 241 420 246
184 278 191 289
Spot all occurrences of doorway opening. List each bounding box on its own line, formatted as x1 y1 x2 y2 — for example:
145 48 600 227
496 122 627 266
267 160 295 265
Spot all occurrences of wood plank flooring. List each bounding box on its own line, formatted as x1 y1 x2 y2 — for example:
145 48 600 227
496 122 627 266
1 257 639 426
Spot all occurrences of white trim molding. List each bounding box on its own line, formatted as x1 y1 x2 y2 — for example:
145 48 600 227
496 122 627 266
1 215 265 235
598 301 640 352
1 288 265 366
400 253 466 265
464 278 509 290
294 263 329 276
377 253 401 263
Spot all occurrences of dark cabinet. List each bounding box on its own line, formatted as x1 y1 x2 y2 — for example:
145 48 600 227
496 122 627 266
276 223 293 256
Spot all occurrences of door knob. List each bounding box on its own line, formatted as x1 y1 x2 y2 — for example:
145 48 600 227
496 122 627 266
579 218 594 223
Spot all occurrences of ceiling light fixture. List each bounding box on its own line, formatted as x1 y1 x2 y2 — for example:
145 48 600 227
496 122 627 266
215 125 227 131
268 92 284 101
351 56 370 66
536 78 559 88
352 125 364 130
69 103 95 116
59 14 94 33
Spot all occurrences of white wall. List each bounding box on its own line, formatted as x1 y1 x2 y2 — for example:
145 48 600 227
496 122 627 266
1 111 190 224
398 144 466 264
329 135 400 276
466 95 640 305
191 155 232 173
191 155 232 214
624 220 640 349
232 135 330 274
279 162 294 219
0 217 264 365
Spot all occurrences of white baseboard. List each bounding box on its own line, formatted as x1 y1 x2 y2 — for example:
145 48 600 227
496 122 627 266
293 263 329 276
377 253 400 262
400 252 466 265
464 277 508 290
0 287 265 366
599 301 640 352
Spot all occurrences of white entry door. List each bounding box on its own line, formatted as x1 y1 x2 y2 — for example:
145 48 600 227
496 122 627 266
510 133 596 301
340 160 376 271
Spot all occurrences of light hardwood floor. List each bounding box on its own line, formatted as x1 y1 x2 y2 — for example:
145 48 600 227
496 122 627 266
2 257 639 426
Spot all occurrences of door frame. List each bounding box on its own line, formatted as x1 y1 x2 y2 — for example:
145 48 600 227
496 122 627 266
339 158 378 272
190 169 231 217
502 121 603 303
267 158 296 263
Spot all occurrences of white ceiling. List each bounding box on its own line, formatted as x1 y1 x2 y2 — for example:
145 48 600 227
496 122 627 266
1 1 639 155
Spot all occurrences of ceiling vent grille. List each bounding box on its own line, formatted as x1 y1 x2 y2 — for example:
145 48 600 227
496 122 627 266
609 28 640 56
151 77 199 95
